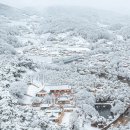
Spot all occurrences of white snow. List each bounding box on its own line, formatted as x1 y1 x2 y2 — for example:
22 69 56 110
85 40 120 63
82 124 100 130
61 112 71 128
61 112 100 130
116 35 124 41
27 84 43 97
44 85 71 92
107 41 113 45
40 104 51 108
22 95 32 104
27 55 52 64
97 22 108 28
7 20 27 26
66 47 90 52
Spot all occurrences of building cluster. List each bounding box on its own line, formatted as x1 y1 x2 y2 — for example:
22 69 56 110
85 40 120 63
30 84 75 123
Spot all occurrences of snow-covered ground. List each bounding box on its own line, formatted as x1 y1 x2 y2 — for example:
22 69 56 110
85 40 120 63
20 95 32 104
66 47 90 52
97 22 108 28
82 125 100 130
107 41 113 45
28 55 52 64
1 4 130 130
61 112 100 130
116 35 124 41
61 112 71 128
27 83 43 97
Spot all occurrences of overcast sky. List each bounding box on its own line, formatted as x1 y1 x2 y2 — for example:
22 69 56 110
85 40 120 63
0 0 130 15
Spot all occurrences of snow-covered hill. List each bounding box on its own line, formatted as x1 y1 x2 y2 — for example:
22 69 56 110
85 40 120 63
0 3 130 130
0 3 28 19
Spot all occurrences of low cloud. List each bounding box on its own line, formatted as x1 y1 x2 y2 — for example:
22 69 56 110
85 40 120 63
0 0 130 15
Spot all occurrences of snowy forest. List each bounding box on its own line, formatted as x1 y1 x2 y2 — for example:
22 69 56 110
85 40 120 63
0 0 130 130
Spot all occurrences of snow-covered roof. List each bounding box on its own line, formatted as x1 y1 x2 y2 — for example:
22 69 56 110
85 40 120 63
27 84 43 97
64 104 74 108
64 108 73 110
46 108 62 113
58 96 70 101
44 85 71 92
37 89 47 94
48 113 59 120
41 104 51 108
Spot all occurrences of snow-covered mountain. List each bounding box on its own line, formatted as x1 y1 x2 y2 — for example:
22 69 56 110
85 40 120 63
0 3 28 19
0 3 130 130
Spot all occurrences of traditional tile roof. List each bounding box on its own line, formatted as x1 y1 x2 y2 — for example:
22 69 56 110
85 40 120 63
37 89 47 94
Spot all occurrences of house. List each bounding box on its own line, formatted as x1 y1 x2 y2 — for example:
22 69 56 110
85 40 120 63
63 104 74 112
32 97 42 107
32 102 41 107
57 96 71 105
48 113 59 122
36 89 47 97
40 104 52 110
45 85 72 96
36 85 72 98
46 106 63 114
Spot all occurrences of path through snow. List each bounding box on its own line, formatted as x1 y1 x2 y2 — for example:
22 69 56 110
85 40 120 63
61 112 71 129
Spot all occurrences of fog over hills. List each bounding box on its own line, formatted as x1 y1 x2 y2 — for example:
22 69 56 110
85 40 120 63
0 3 29 19
1 0 130 15
0 2 130 130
